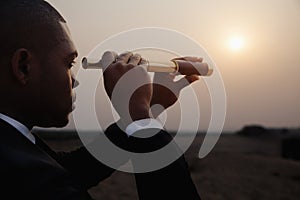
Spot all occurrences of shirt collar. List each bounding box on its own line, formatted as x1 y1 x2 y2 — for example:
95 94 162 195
0 113 36 144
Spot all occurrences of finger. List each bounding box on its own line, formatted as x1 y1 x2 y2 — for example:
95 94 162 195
185 74 200 83
139 58 148 65
116 51 133 63
172 60 209 76
101 51 118 70
128 53 142 65
175 75 199 90
172 56 203 62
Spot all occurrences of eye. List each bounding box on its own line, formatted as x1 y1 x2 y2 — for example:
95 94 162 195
68 61 76 69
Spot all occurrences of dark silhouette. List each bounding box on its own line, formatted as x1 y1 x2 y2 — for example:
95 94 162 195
0 0 201 199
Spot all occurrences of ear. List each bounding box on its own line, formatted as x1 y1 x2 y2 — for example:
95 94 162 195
11 48 32 85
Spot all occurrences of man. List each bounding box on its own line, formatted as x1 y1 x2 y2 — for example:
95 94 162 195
0 0 201 199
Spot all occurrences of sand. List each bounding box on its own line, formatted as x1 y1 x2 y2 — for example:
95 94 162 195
44 133 300 200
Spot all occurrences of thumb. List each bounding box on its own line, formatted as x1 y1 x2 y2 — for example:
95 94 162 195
101 51 118 71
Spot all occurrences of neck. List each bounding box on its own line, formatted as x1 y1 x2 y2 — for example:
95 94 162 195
0 108 34 130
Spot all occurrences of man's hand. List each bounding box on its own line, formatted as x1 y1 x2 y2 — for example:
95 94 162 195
150 57 201 118
103 51 152 126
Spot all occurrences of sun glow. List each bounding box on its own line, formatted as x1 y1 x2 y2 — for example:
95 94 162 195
229 36 245 51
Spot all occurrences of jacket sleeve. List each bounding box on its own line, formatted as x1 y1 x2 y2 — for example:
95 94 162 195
128 128 201 200
54 123 129 190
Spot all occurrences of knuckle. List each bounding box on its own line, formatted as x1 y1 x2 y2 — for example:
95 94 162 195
120 51 133 57
126 63 135 69
132 54 141 59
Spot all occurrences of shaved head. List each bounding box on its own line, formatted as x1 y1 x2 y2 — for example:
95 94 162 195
0 0 67 66
0 0 78 128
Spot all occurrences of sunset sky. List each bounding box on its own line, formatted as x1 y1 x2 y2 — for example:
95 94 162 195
46 0 300 132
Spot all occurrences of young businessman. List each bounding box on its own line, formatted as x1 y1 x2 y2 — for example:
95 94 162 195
0 0 201 199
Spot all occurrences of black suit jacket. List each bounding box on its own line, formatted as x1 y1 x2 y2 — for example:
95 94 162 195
0 119 201 199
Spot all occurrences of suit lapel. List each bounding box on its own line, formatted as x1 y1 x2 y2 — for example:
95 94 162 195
0 119 64 170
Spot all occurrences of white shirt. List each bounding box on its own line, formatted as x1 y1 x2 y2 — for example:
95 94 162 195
0 112 163 142
125 118 164 136
0 113 36 144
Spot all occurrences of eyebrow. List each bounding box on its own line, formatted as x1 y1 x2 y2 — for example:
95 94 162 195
66 51 78 60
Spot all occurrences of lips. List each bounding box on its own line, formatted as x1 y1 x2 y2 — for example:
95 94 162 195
71 92 76 111
72 92 76 103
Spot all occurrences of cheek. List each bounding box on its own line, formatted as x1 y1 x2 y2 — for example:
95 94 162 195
43 72 73 115
57 71 73 99
66 70 73 92
42 70 73 103
55 70 72 91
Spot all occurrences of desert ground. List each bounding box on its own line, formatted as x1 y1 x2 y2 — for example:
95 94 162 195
42 130 300 200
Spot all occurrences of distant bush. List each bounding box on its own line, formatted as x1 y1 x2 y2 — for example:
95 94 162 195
237 125 268 136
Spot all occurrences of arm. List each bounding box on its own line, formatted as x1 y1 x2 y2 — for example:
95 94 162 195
54 125 129 189
132 56 202 199
129 129 201 200
150 56 201 118
56 144 115 189
103 52 201 199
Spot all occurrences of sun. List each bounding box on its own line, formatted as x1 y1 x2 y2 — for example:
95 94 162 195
228 36 245 51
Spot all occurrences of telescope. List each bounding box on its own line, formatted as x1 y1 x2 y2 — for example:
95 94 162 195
82 57 213 76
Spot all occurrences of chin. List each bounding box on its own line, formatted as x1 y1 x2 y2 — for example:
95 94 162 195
53 119 69 128
38 115 70 128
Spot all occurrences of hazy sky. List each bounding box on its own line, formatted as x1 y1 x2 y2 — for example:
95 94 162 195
46 0 300 132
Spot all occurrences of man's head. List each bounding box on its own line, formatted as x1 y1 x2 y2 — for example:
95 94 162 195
0 0 78 128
